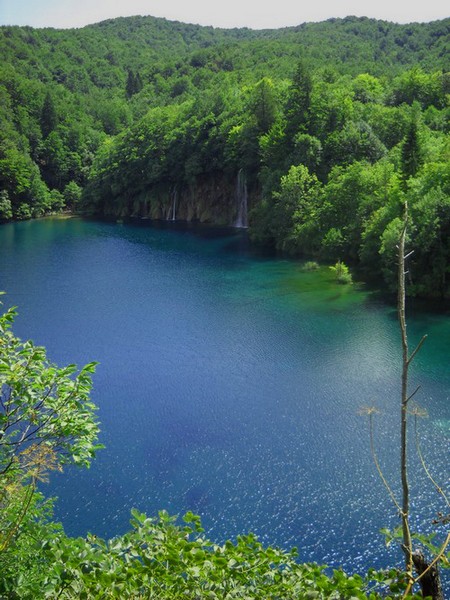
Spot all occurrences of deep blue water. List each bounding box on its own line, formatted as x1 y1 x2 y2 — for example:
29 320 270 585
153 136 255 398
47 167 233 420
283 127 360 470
0 217 449 578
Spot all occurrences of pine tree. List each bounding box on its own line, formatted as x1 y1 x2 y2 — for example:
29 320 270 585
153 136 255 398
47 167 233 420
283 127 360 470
134 71 143 94
40 91 57 138
126 69 143 98
284 61 312 140
401 116 423 185
126 69 136 98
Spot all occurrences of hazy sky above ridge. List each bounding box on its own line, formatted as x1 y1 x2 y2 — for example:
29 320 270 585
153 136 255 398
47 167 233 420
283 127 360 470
0 0 448 29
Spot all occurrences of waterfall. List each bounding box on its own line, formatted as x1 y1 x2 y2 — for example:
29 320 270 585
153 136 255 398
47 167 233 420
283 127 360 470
234 169 248 228
171 188 177 221
167 187 177 221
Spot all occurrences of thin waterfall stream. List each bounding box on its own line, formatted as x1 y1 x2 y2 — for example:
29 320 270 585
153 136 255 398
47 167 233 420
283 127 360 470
234 169 248 228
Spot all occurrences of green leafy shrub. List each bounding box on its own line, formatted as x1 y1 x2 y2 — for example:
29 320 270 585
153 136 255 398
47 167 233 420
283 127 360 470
330 260 353 284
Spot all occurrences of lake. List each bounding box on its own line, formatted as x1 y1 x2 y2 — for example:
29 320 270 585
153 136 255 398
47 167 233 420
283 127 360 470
1 217 449 578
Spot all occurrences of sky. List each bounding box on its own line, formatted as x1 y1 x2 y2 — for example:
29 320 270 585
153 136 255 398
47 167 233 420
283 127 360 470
0 0 448 30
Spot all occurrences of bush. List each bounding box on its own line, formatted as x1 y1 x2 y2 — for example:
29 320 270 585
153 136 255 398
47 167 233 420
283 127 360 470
303 260 320 271
330 260 353 284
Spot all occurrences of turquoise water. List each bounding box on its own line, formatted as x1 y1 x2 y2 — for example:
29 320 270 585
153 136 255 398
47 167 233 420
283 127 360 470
0 217 449 577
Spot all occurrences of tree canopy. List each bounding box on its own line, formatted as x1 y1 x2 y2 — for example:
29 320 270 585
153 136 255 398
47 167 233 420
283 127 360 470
0 15 449 297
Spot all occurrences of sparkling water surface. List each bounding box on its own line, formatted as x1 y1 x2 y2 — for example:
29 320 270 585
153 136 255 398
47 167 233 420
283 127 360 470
0 217 449 579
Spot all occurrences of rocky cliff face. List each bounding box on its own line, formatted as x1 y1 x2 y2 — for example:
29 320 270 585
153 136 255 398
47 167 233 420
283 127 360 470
98 173 251 227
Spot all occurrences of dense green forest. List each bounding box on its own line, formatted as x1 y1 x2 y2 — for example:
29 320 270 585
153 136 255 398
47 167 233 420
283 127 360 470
1 14 450 597
0 15 449 297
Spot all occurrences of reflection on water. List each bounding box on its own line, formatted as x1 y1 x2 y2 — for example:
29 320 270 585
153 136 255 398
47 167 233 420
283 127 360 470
0 217 449 582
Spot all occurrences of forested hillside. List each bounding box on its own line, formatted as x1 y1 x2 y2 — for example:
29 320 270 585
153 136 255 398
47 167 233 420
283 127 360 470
1 15 450 598
0 15 449 296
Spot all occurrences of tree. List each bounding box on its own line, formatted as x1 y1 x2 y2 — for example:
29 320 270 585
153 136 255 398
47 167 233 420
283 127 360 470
292 133 322 173
0 302 101 488
390 67 446 109
284 61 312 141
248 77 279 134
325 120 386 169
0 301 102 594
0 146 52 217
396 205 444 599
126 69 143 99
39 131 71 190
40 91 58 139
2 507 384 599
408 162 450 298
320 161 389 262
352 73 385 104
401 113 423 185
126 69 136 99
364 207 448 599
63 180 82 208
257 164 322 254
0 190 12 220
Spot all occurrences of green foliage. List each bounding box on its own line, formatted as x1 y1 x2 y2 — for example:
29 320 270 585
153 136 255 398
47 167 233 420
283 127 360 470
325 120 386 169
0 507 416 599
40 91 57 138
0 14 448 296
251 164 322 255
0 489 63 599
322 228 346 258
0 303 103 597
352 73 385 104
126 69 143 99
0 145 52 218
0 190 12 219
49 189 65 211
63 180 82 207
293 133 322 172
0 305 102 480
248 77 279 134
284 61 313 140
329 260 353 284
400 114 423 184
407 162 450 297
390 67 448 109
379 217 405 287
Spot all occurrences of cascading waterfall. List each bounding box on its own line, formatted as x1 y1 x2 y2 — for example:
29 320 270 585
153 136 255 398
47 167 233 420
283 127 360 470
234 169 248 228
167 187 177 221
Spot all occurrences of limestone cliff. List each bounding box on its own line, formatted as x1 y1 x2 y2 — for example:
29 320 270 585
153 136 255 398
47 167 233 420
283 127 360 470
94 172 251 228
